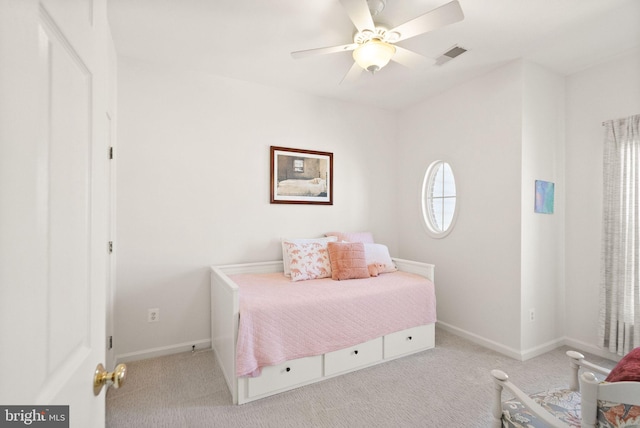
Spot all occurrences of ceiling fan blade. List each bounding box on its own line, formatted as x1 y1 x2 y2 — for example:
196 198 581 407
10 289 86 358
291 43 358 59
390 0 464 42
392 46 436 68
339 0 375 33
340 62 363 85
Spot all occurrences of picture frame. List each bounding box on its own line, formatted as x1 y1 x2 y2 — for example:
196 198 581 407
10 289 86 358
270 146 333 205
534 180 555 214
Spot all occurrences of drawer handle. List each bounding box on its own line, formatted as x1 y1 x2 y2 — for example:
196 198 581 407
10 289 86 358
407 336 413 341
353 350 359 355
285 367 291 372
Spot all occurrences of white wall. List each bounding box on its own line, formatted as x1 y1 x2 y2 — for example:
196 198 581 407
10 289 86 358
396 61 525 354
396 60 566 358
115 47 640 363
564 48 640 359
520 63 565 353
114 57 399 360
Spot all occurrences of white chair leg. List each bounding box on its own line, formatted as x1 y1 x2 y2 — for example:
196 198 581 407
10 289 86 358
566 350 584 391
491 369 508 428
580 372 599 428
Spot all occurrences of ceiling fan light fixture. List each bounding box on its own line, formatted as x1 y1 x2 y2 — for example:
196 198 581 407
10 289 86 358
352 39 396 73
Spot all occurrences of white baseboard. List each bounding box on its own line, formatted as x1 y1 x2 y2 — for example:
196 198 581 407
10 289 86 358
520 337 566 361
436 321 523 360
437 322 621 363
115 338 212 364
113 329 623 366
562 336 622 363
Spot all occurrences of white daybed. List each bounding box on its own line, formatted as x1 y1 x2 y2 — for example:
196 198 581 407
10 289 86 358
210 258 435 404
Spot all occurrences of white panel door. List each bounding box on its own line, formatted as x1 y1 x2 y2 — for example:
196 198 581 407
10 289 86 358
0 0 112 426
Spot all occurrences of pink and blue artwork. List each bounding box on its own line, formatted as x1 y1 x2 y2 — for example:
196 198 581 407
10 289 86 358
535 180 554 214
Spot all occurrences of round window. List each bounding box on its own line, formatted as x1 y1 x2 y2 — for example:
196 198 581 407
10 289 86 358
421 160 458 238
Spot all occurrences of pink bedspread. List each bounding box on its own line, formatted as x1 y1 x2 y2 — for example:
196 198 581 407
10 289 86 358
231 271 436 377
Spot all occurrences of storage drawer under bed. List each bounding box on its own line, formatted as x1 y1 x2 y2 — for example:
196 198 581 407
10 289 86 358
246 354 323 398
238 324 434 403
324 337 383 376
383 324 434 359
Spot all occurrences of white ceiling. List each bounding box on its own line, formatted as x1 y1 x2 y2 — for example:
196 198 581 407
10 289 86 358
107 0 640 111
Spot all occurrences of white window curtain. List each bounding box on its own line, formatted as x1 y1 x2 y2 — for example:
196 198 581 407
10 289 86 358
599 113 640 355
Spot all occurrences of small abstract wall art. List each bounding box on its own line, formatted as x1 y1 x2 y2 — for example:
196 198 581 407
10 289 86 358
535 180 555 214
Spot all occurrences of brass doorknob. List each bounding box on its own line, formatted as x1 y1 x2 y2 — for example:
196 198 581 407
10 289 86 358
93 363 127 396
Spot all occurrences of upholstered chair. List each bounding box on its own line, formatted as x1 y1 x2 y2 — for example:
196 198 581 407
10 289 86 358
491 348 640 427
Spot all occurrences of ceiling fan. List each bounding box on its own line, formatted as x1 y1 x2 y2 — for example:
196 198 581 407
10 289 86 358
291 0 464 83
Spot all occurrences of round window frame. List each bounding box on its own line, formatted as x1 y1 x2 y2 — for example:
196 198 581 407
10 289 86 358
421 160 459 239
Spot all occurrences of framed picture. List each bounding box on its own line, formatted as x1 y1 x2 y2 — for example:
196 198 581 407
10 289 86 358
534 180 555 214
270 146 333 205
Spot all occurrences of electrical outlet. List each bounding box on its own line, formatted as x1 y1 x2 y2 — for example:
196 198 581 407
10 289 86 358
529 308 535 322
148 308 160 322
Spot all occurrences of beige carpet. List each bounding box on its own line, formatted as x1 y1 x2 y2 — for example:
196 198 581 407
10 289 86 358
106 328 615 427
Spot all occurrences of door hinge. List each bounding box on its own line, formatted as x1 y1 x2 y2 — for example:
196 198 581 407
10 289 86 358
109 146 114 160
107 336 113 350
108 241 113 253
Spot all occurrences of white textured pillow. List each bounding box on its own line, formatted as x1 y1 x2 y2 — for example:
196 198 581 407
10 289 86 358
364 243 397 273
282 241 332 282
282 236 338 277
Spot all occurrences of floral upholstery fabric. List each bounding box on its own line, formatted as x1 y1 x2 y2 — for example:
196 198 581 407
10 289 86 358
502 389 640 428
502 388 581 427
598 400 640 428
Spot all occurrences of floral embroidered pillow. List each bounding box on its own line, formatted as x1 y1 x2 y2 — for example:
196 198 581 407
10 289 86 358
281 236 337 277
282 241 332 282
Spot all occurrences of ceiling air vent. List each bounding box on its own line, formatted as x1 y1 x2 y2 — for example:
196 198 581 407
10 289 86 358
435 45 467 66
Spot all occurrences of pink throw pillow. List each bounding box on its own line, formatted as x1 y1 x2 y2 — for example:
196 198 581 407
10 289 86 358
327 242 370 281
